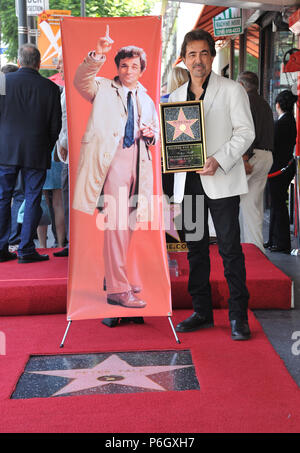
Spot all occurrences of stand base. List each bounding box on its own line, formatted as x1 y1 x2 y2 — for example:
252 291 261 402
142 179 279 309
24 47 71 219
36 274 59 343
59 317 181 347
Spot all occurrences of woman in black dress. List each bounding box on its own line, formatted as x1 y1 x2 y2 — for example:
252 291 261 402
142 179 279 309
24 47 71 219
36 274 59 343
264 90 298 253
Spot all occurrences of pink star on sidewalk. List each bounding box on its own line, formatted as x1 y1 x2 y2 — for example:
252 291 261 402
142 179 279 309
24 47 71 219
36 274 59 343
29 354 192 396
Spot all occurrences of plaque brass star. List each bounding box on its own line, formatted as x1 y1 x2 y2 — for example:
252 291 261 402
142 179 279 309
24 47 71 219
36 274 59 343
167 108 198 140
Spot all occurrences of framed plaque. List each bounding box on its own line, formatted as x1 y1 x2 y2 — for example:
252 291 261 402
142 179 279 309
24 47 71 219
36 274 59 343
159 101 207 173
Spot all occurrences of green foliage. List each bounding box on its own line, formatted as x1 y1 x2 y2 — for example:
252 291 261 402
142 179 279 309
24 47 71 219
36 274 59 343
0 1 18 62
1 0 155 63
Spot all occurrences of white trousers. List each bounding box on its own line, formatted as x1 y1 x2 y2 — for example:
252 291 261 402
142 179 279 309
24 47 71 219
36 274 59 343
240 149 273 253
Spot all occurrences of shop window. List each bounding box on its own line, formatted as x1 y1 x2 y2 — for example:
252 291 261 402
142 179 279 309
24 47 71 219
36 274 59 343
270 30 297 115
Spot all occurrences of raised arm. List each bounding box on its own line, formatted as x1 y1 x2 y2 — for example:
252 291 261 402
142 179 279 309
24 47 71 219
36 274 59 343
73 30 114 103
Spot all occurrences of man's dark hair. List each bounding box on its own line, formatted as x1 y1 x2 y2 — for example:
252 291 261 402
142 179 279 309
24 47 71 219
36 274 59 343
180 29 216 59
1 64 19 74
114 46 147 72
275 89 298 112
237 71 259 91
18 43 41 69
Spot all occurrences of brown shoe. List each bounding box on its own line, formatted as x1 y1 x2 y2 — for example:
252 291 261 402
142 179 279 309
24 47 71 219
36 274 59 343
107 291 146 308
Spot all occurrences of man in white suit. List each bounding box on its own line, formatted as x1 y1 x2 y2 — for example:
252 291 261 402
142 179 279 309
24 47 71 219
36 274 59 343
171 29 255 340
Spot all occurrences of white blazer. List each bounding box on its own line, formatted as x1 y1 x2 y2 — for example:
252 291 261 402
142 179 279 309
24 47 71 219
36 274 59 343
169 71 255 202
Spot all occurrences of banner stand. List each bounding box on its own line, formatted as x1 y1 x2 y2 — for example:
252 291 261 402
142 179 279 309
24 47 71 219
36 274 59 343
59 317 181 348
59 15 174 348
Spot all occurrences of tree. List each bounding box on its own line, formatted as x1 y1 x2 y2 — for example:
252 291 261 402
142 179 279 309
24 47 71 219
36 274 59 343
0 1 18 62
0 0 155 63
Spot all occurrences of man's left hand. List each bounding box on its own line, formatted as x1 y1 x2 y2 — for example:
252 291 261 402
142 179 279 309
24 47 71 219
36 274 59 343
244 160 253 175
196 156 219 176
140 122 155 139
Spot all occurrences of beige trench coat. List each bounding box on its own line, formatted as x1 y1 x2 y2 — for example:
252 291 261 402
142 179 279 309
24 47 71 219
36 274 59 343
72 53 159 222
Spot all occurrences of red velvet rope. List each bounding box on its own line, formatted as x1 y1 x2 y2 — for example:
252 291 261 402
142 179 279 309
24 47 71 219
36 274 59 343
267 159 295 178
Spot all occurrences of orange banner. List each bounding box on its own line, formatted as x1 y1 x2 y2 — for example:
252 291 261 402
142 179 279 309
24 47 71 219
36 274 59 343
61 16 172 321
37 10 71 69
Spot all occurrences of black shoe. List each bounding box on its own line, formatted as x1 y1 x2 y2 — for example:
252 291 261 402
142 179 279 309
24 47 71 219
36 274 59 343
175 312 214 332
102 318 119 327
263 242 272 249
0 250 17 263
53 248 69 257
269 246 291 254
0 250 18 263
18 251 49 263
230 319 251 340
120 317 144 324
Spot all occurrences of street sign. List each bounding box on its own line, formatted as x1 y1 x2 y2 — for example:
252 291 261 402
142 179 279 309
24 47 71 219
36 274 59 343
15 0 49 17
213 8 243 37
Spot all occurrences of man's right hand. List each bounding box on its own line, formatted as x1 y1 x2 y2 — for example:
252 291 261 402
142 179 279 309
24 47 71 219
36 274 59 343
59 146 68 162
96 26 114 56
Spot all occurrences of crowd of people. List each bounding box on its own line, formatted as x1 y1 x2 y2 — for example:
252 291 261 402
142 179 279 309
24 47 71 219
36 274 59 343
0 30 298 340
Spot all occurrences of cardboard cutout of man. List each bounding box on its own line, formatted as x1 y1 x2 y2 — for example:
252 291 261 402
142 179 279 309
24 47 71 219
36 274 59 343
73 27 159 311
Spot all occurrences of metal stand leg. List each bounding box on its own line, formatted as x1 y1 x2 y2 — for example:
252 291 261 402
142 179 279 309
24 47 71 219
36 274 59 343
291 157 300 255
60 321 72 348
297 158 300 250
168 316 181 344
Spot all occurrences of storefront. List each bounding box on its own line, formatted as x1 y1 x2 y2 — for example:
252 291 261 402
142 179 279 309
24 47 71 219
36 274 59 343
164 1 300 250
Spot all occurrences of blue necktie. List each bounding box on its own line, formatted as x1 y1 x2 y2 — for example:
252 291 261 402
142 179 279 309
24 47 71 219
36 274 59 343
123 91 135 148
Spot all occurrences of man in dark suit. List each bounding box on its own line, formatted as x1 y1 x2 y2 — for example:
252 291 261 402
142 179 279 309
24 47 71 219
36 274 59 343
0 43 62 263
265 90 297 253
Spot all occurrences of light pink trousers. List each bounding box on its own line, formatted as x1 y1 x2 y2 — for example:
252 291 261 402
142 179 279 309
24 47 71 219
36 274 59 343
102 142 138 294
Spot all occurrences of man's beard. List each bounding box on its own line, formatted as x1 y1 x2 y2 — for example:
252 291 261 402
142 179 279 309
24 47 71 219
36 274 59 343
192 63 207 77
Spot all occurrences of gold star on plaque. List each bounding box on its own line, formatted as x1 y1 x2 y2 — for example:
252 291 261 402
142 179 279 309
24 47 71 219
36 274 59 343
167 108 198 140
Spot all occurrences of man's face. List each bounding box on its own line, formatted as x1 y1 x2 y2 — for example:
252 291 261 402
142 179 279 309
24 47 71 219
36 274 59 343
183 40 214 81
117 56 143 89
56 55 64 80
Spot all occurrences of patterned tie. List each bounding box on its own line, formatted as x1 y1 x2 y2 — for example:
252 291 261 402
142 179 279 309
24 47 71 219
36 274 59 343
123 91 135 148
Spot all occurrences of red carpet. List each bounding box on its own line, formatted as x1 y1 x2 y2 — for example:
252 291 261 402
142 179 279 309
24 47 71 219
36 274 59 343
0 244 292 316
169 244 292 310
0 248 67 316
0 310 299 433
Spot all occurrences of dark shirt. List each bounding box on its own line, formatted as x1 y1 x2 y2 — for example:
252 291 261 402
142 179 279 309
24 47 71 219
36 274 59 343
246 89 274 157
185 73 211 184
187 72 211 101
